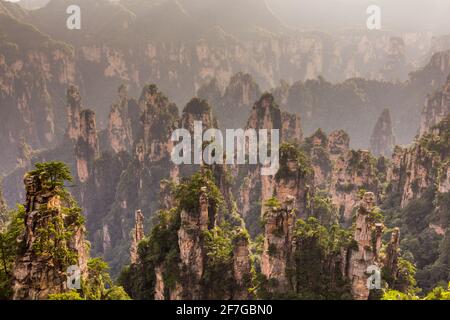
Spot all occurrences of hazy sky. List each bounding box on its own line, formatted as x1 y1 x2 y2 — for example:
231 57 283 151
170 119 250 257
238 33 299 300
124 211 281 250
5 0 450 34
267 0 450 33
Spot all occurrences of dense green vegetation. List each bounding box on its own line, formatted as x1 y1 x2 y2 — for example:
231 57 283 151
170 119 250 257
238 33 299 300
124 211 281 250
119 169 251 299
0 162 129 300
289 217 355 299
0 206 25 299
276 143 313 181
381 117 450 294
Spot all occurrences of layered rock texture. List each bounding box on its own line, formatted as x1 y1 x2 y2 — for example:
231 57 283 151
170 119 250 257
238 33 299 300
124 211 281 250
260 197 296 294
346 192 383 300
11 172 88 300
301 129 382 225
383 114 450 292
420 75 450 136
121 169 253 300
129 210 144 265
0 3 77 173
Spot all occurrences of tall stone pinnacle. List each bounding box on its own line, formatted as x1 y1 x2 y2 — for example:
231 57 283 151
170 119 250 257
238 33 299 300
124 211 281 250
370 108 396 157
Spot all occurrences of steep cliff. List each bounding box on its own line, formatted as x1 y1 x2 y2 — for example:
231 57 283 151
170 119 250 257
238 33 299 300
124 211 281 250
0 6 77 174
420 75 450 136
260 197 295 295
12 166 88 300
198 73 262 130
120 169 253 300
107 85 140 154
235 93 303 235
383 115 450 292
370 109 396 157
347 192 383 300
303 129 382 225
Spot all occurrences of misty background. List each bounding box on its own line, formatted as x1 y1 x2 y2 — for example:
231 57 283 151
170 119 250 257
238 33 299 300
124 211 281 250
7 0 450 34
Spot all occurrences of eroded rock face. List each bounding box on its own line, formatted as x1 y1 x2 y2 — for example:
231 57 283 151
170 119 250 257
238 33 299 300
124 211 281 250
12 174 88 300
176 188 209 299
305 129 380 224
388 144 440 208
0 9 76 174
274 152 313 219
347 192 383 300
261 197 296 294
108 85 134 154
237 93 303 233
67 85 82 141
232 236 252 300
330 150 380 222
328 130 350 161
281 112 303 144
420 75 450 136
130 210 145 265
76 110 99 183
384 228 401 282
140 85 180 163
198 73 262 130
370 108 396 157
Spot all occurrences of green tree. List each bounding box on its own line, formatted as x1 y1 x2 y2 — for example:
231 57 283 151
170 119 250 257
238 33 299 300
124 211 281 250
0 206 26 299
83 258 130 300
29 161 73 189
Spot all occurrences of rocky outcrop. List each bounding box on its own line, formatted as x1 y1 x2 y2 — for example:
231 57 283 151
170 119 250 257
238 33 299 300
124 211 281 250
129 210 145 265
66 85 82 141
384 228 401 282
76 110 99 183
107 85 137 154
237 93 303 233
232 235 252 300
12 173 88 300
176 187 209 299
370 108 396 157
281 112 303 144
304 129 381 224
274 145 313 219
388 144 439 208
261 197 296 294
331 149 380 223
327 130 350 161
420 75 450 136
140 85 180 162
0 8 76 174
347 192 383 300
213 72 261 129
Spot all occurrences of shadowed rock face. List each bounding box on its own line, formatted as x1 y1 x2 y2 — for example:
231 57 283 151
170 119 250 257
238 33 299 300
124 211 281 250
0 8 76 174
12 173 88 300
129 210 144 265
370 108 396 157
347 192 383 300
420 75 450 136
261 197 296 295
107 85 135 154
236 93 303 234
67 85 83 141
76 109 99 183
198 73 262 130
